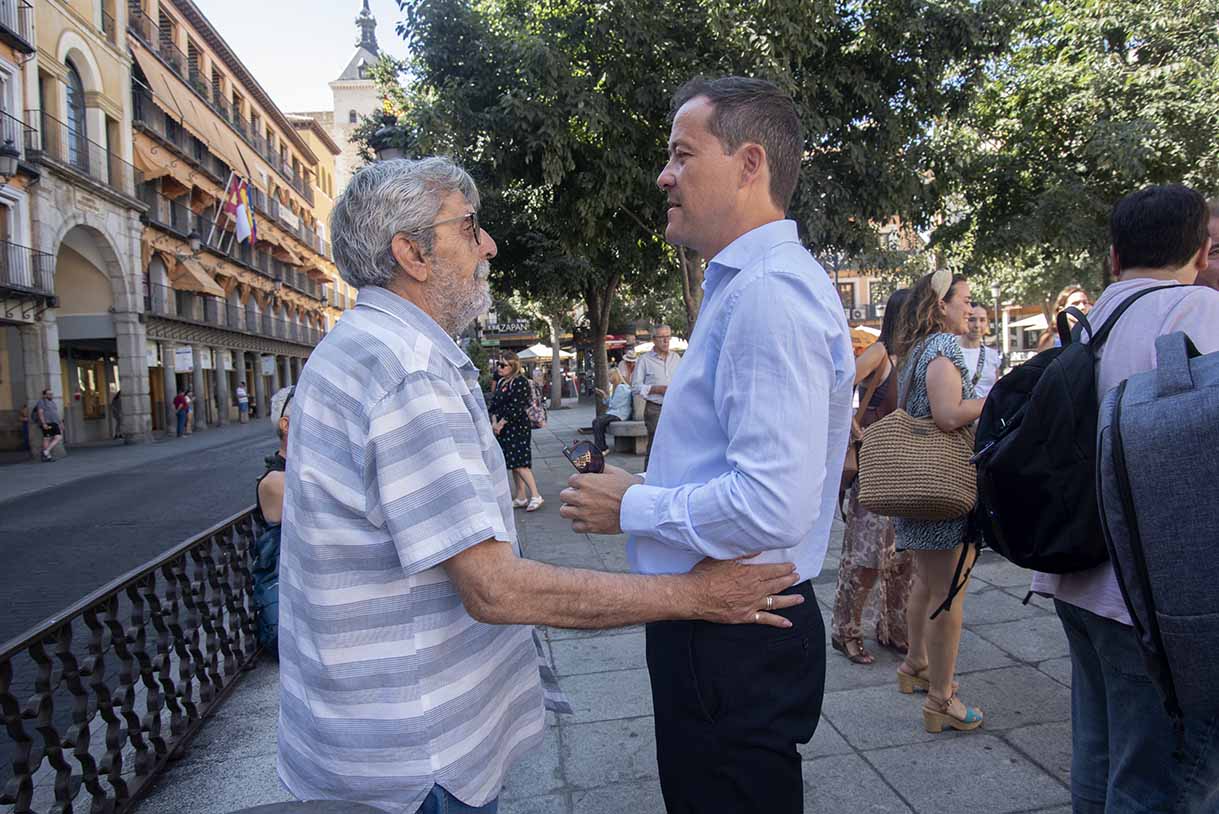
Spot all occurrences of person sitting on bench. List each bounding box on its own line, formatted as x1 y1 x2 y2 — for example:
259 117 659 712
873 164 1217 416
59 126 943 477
593 368 633 452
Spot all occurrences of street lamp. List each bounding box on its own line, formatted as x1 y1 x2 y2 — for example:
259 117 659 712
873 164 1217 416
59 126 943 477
0 139 20 184
187 229 202 253
371 113 405 162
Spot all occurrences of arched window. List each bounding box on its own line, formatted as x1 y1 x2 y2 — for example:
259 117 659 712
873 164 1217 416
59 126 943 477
348 110 358 124
66 62 88 169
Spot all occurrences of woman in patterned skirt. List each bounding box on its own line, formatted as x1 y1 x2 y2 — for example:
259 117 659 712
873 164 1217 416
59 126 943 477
490 351 544 511
832 288 913 664
891 270 986 734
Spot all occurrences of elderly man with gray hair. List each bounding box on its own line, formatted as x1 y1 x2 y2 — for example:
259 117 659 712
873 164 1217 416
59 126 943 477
277 157 804 814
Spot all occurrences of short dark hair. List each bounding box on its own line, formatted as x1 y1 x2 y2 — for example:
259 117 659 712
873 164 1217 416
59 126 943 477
671 76 803 211
1110 185 1209 271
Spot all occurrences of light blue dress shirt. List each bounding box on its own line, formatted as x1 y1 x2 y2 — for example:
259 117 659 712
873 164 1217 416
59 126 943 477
619 220 855 580
606 382 633 419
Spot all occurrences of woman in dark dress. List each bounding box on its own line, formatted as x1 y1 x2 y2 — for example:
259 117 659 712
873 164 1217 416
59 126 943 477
489 351 544 511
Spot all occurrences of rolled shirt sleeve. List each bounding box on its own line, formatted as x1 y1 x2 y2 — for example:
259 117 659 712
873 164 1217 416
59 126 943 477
367 371 509 576
619 272 834 559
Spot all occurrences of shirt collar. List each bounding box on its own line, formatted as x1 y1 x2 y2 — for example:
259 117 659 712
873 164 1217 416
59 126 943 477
704 219 800 289
355 286 474 371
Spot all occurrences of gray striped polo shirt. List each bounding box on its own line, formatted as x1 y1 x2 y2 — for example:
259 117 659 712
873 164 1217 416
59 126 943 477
277 286 545 812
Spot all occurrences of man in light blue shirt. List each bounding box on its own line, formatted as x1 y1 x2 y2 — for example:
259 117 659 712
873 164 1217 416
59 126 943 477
561 77 854 812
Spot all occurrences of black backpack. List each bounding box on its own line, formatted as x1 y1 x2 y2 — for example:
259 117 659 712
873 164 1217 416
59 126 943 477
972 285 1177 573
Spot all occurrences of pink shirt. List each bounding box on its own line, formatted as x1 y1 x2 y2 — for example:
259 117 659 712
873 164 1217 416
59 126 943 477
1030 277 1219 624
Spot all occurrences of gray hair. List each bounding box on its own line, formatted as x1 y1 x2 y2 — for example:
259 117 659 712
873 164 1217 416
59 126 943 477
330 157 481 289
270 386 294 425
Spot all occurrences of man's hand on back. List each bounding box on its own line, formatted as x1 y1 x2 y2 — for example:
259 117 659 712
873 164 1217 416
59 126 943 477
559 465 643 534
687 556 804 627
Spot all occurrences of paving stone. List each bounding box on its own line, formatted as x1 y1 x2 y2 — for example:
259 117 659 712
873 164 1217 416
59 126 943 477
561 716 658 788
501 729 564 800
957 666 1072 731
1038 656 1072 688
803 754 912 813
570 780 666 813
867 734 1070 813
798 718 855 759
550 630 646 676
964 585 1052 626
558 668 654 723
824 641 906 692
972 616 1069 663
1004 721 1072 785
821 684 945 750
955 628 1019 675
136 746 291 814
970 556 1036 589
500 793 569 814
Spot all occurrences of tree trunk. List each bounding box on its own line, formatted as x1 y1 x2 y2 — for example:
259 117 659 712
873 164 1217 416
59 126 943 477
584 272 620 418
679 247 704 329
548 313 563 409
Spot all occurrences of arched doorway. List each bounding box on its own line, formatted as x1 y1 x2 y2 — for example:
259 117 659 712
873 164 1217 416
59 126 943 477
52 225 130 444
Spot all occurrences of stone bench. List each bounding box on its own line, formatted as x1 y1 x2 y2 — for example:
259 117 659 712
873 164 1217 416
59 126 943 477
606 420 648 455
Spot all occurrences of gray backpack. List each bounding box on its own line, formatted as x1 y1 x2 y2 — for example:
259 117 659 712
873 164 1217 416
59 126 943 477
1097 332 1219 721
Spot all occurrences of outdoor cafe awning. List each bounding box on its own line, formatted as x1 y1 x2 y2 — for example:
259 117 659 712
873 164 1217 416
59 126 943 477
518 343 574 360
170 255 226 298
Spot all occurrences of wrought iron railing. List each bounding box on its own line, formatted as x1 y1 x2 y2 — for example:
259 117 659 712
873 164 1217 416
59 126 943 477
28 111 141 198
0 0 34 53
126 9 154 47
0 240 54 295
101 9 117 45
0 110 31 162
0 509 261 814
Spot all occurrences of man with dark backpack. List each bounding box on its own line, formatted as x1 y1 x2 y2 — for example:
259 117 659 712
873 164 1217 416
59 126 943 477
1027 186 1219 812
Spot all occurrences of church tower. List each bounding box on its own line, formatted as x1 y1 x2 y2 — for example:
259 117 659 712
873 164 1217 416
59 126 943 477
325 1 384 195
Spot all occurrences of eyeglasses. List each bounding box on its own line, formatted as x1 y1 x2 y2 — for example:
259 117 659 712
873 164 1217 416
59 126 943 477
280 385 296 420
496 361 510 368
430 211 480 245
562 440 605 474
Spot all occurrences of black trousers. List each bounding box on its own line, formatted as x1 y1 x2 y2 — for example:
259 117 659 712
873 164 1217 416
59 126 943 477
645 580 825 814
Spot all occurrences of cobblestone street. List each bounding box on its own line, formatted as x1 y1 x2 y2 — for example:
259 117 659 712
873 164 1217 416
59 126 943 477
134 403 1075 814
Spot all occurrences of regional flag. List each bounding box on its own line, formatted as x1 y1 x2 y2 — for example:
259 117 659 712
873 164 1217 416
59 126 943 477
222 174 258 245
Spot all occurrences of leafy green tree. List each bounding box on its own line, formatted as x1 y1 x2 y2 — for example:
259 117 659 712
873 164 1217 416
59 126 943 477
368 0 1019 394
932 0 1219 309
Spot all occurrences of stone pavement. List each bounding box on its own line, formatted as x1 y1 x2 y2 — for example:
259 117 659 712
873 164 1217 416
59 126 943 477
134 402 1074 814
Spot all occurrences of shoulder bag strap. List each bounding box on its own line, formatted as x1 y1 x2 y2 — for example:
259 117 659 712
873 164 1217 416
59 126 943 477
853 353 887 434
1060 283 1181 348
970 344 986 387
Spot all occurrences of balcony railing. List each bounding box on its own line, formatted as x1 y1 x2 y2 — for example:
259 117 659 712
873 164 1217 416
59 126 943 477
127 9 154 47
0 509 261 814
0 109 32 162
0 0 35 54
0 239 54 295
101 9 117 46
28 111 141 198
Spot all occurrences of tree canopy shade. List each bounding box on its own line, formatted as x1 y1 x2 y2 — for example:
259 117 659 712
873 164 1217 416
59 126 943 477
931 0 1219 307
370 0 1022 390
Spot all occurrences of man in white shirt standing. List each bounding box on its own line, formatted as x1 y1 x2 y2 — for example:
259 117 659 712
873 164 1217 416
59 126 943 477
1031 185 1219 813
958 304 1002 400
631 324 680 468
560 76 854 813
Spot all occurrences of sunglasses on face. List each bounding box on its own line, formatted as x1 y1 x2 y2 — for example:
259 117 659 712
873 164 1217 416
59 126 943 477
562 440 605 474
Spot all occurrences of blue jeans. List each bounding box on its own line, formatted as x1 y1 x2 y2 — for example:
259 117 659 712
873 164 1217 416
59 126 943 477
176 409 187 436
1056 600 1219 813
415 785 497 814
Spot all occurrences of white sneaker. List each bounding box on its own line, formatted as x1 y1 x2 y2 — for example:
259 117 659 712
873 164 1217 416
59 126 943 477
512 498 529 509
526 496 545 512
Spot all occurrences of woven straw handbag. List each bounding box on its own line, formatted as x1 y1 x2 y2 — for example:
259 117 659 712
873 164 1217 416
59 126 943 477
857 349 977 521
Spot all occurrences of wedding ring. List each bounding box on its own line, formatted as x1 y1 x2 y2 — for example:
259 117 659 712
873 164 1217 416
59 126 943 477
766 595 774 611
